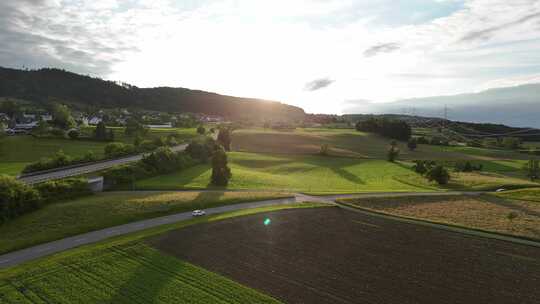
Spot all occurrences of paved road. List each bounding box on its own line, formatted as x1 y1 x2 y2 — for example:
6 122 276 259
0 191 483 269
18 144 188 184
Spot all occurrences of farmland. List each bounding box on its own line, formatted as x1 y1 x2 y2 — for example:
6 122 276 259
148 207 540 304
0 204 325 303
339 194 540 240
0 191 290 254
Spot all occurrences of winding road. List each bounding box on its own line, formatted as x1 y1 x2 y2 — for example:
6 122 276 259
0 191 485 269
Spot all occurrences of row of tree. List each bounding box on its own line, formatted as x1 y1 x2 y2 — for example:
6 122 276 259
355 118 412 141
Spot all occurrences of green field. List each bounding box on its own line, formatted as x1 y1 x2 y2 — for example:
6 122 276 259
135 152 436 193
0 128 197 176
232 128 529 160
0 191 290 254
0 204 326 303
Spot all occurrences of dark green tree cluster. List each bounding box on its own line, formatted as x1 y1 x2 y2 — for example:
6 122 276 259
454 161 483 172
426 165 451 185
125 118 148 137
355 118 411 141
185 137 218 162
387 141 400 162
0 175 41 223
217 127 232 151
50 103 75 130
211 146 231 186
524 159 540 181
197 125 206 135
94 121 114 141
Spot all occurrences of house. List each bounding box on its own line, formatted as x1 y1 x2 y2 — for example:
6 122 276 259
41 114 53 121
23 113 36 120
145 122 173 129
88 117 102 125
15 121 38 130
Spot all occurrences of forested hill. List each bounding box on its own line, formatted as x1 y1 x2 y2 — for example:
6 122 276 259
0 67 305 120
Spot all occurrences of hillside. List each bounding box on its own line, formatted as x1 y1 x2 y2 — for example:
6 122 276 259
0 67 305 121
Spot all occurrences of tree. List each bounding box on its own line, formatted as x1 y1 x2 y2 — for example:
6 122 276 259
125 118 148 137
387 141 400 162
217 127 232 151
426 165 450 185
0 99 21 118
94 121 108 141
108 129 115 141
51 103 75 130
407 138 417 151
0 175 41 222
524 159 540 181
197 125 206 135
211 146 231 186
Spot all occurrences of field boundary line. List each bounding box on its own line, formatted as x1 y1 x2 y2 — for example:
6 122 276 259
336 202 540 248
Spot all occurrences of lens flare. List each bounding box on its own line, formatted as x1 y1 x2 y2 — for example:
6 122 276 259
264 218 271 226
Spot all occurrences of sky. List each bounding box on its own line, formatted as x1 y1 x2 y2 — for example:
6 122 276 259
1 0 540 115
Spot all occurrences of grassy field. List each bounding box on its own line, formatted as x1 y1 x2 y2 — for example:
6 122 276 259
232 128 530 160
80 126 197 144
136 152 435 193
0 203 326 303
339 195 540 240
0 191 290 254
136 151 538 193
495 187 540 202
0 128 197 176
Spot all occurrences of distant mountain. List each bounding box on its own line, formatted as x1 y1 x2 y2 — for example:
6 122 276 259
0 67 305 121
344 84 540 128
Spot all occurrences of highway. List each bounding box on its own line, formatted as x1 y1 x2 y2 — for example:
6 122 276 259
18 144 188 184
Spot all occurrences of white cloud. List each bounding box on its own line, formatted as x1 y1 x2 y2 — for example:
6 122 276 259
1 0 540 114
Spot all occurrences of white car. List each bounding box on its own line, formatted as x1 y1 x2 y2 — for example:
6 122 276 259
496 188 506 192
192 210 206 217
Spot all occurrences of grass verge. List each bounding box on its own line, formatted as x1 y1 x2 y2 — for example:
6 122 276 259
0 191 291 254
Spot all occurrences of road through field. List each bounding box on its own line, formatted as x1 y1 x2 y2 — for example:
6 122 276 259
0 191 483 269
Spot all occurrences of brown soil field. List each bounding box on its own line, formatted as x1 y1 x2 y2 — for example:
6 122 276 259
341 195 540 240
148 207 540 304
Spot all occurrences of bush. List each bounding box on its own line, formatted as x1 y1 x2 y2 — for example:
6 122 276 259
211 147 231 186
413 160 429 174
104 142 136 158
142 147 196 174
426 165 450 185
186 137 217 162
197 125 206 135
319 144 330 156
139 140 158 152
22 150 73 173
355 118 411 141
34 178 92 203
103 149 196 186
67 129 80 139
0 175 41 223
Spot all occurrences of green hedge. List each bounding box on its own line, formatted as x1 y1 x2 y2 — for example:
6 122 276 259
34 178 92 203
103 147 198 187
0 176 42 223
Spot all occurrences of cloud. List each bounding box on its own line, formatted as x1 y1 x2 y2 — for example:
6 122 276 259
460 11 540 42
304 78 335 91
363 43 401 57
